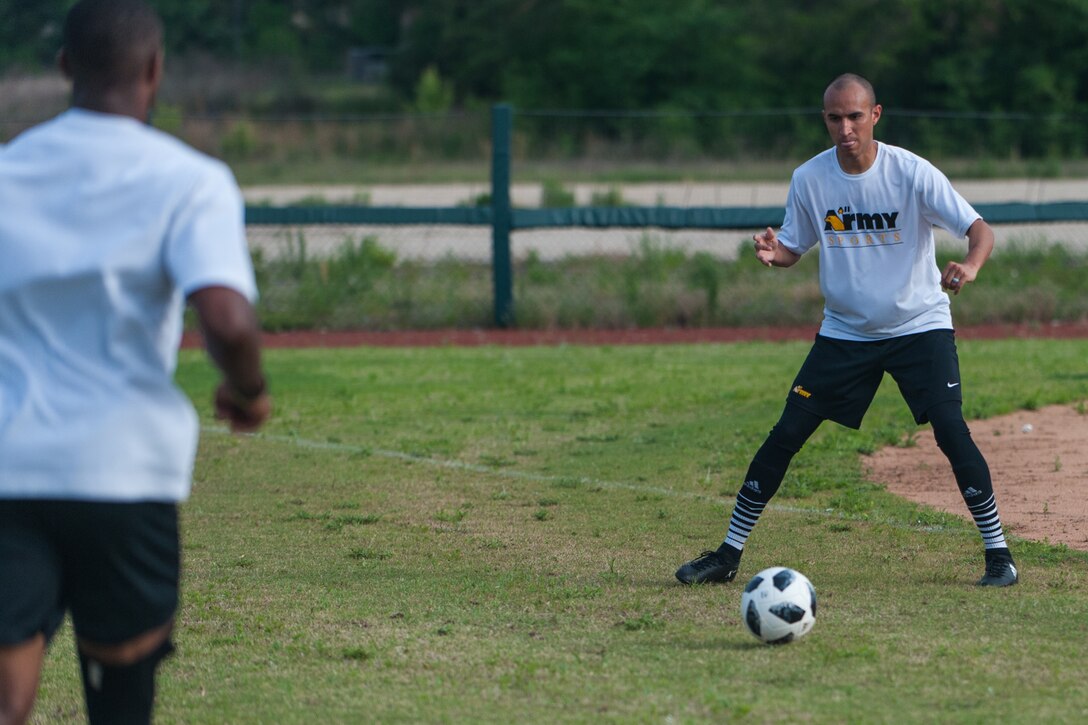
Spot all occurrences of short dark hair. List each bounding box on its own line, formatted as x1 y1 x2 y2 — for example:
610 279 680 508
62 0 163 87
825 73 877 108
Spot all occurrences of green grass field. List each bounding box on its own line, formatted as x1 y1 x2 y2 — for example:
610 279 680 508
33 340 1088 723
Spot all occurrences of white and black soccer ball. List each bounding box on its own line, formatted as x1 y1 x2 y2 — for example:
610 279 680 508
740 566 816 644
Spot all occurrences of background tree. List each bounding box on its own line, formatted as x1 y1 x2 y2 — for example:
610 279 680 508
2 0 1086 159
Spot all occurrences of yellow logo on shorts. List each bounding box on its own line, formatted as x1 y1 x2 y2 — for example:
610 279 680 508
792 385 812 399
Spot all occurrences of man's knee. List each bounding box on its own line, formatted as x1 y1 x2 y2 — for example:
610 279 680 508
0 694 36 725
0 635 47 725
77 620 174 668
78 637 174 725
928 401 975 454
767 404 824 454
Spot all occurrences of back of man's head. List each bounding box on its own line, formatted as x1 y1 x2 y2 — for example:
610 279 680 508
63 0 163 89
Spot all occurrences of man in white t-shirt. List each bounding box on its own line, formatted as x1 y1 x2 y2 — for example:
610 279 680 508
0 1 270 722
676 73 1018 591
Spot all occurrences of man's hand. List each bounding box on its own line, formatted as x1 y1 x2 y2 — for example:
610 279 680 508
188 286 270 433
754 227 779 267
214 381 271 432
941 261 979 295
943 219 994 295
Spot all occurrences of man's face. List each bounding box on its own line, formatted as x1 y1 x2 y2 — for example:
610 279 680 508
822 82 882 171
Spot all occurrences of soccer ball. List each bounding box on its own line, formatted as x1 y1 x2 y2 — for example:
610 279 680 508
740 567 816 644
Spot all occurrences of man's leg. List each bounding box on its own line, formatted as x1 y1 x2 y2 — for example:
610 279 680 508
888 330 1017 586
64 502 181 724
722 403 824 552
0 636 47 725
927 400 1018 586
0 501 64 725
676 404 824 584
77 622 175 725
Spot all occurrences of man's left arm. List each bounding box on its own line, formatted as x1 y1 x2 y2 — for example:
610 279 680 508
941 218 994 295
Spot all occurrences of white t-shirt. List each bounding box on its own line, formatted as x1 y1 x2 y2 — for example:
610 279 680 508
0 109 256 502
778 142 981 341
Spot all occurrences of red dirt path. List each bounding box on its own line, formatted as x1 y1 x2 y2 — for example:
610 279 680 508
182 321 1088 349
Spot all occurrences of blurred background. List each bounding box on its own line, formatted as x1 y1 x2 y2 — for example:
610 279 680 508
5 0 1087 178
3 0 1087 329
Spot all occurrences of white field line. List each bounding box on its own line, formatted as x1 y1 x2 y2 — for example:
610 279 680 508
201 425 974 538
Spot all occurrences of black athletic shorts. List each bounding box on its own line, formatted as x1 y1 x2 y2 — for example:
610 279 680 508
0 500 179 646
786 328 963 429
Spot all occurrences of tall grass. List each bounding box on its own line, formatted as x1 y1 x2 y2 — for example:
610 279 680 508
252 235 1088 331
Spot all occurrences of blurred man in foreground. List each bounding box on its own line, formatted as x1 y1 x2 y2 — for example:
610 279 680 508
0 1 270 722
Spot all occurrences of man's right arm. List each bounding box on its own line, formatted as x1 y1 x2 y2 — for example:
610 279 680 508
753 227 802 268
187 286 270 432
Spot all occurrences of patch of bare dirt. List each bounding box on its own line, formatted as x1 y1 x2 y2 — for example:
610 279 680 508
865 403 1088 551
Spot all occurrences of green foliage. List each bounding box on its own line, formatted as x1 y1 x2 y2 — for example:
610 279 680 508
494 0 751 111
457 191 491 208
687 252 721 325
0 0 65 69
257 235 404 330
220 119 259 160
412 66 454 114
6 1 1088 161
249 238 1088 332
246 3 303 71
588 186 627 207
937 242 1088 325
539 179 575 208
150 103 185 138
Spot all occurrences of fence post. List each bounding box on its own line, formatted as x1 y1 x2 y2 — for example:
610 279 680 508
491 103 514 327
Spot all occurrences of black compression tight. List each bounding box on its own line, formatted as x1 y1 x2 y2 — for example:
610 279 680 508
719 404 823 553
741 404 824 504
927 400 994 503
722 400 1002 556
79 639 174 725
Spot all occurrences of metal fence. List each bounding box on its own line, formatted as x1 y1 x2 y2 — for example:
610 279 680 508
246 105 1088 327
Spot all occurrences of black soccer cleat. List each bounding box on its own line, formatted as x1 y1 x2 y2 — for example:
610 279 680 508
675 546 742 585
977 548 1019 587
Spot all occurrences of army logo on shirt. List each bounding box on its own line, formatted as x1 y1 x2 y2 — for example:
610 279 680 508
823 206 901 247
